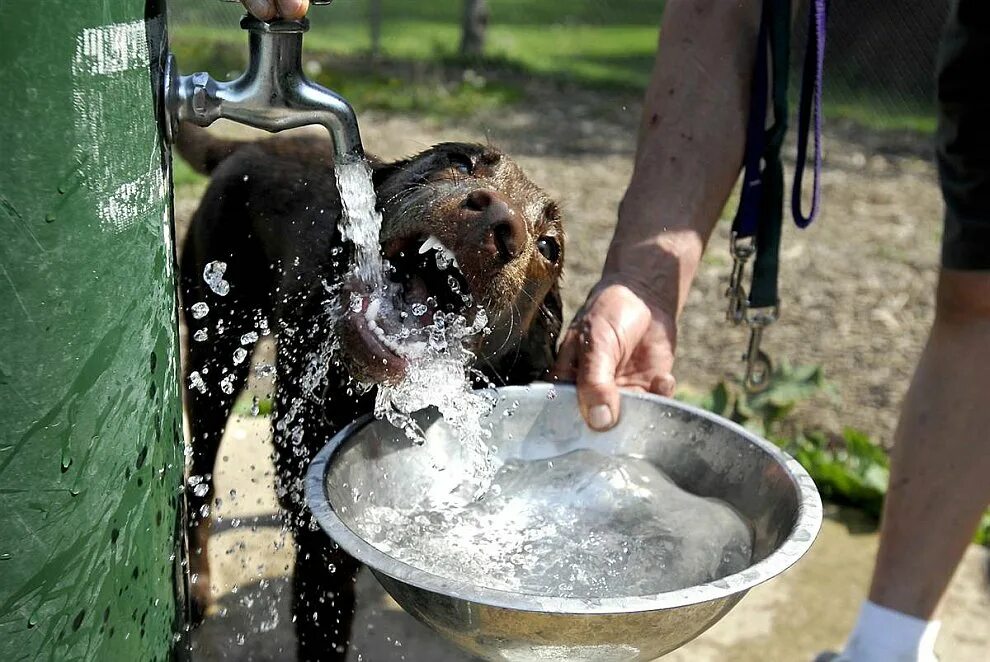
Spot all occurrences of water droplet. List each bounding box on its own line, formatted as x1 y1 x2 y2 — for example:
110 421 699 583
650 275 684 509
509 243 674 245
193 329 208 342
188 371 207 394
203 261 230 296
410 303 427 316
240 331 259 345
191 302 209 319
233 348 248 365
220 374 236 395
546 387 557 400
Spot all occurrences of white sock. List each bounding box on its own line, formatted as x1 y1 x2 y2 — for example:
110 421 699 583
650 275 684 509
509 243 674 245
840 600 941 662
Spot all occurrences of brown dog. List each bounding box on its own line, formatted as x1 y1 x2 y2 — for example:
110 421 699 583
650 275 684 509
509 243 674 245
176 125 565 661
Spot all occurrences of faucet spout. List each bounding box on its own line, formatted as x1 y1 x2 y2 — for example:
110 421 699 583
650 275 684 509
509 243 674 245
165 16 364 163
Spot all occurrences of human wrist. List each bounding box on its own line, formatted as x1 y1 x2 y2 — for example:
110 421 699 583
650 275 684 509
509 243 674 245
602 217 705 318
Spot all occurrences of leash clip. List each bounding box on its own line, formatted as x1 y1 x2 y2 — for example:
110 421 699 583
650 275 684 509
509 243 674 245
742 305 778 392
726 234 756 324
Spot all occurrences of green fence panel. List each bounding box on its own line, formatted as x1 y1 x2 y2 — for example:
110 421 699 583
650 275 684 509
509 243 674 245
0 1 186 660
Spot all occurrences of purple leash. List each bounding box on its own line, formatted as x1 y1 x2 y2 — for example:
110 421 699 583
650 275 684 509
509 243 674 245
792 0 828 227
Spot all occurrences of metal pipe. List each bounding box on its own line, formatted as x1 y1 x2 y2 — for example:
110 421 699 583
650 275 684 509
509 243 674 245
165 15 364 162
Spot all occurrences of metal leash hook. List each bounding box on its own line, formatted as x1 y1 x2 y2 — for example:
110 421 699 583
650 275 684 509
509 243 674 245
725 234 776 393
742 306 777 392
163 0 364 163
725 233 755 324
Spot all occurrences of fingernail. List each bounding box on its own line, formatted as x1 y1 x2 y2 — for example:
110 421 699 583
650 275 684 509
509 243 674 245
589 405 612 430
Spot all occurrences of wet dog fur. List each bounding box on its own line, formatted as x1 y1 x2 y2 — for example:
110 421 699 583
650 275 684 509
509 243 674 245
176 125 564 661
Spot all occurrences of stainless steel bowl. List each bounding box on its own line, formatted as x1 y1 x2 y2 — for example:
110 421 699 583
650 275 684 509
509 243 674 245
305 384 822 661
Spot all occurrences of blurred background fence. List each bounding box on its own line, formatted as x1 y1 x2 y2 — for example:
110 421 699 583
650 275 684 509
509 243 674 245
168 0 951 133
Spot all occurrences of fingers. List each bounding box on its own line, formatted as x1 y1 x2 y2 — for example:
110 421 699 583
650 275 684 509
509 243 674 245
649 373 677 397
550 327 579 384
243 0 276 20
276 0 310 19
242 0 309 20
575 320 622 432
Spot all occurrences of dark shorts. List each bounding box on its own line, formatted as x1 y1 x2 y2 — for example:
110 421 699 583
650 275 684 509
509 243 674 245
936 0 990 270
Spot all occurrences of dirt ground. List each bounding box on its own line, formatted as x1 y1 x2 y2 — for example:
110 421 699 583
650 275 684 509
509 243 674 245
175 80 944 447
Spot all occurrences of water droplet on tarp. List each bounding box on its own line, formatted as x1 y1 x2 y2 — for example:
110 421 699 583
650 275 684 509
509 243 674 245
232 348 248 365
193 329 208 342
203 261 230 296
240 331 259 346
191 302 209 319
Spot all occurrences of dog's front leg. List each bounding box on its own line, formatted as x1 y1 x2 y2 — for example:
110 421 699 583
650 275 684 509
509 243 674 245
270 308 370 661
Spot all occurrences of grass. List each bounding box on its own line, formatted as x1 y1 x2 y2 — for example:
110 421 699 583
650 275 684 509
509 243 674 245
172 154 205 188
170 0 935 134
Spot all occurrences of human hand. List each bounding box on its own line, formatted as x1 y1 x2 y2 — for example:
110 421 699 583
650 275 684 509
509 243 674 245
552 282 677 431
240 0 309 21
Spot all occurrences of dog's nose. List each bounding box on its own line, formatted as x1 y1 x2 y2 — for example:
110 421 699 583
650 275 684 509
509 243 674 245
463 190 527 263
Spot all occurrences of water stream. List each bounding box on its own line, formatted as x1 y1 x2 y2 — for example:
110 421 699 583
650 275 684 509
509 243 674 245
335 159 385 291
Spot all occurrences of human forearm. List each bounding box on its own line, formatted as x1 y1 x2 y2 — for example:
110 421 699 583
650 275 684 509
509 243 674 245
604 0 762 315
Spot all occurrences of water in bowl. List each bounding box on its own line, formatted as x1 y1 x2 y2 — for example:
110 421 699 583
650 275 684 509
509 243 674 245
354 448 754 598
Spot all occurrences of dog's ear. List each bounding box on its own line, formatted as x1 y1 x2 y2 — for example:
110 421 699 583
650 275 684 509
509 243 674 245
485 284 563 386
370 156 413 189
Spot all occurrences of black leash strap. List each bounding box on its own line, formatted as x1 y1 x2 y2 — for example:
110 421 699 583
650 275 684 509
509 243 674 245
727 0 828 391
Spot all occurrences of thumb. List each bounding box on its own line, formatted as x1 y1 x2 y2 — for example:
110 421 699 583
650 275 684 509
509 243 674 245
575 322 622 431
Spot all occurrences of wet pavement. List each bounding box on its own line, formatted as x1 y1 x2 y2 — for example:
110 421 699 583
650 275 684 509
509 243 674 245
191 416 989 661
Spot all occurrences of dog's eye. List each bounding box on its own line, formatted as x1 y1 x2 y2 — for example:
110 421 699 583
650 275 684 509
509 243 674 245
536 236 560 264
448 154 474 175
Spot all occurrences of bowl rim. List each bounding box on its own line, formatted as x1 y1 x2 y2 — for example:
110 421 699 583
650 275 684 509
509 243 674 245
304 383 823 615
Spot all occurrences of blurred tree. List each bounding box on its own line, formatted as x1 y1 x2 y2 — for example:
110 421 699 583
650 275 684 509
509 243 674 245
460 0 489 57
370 0 382 58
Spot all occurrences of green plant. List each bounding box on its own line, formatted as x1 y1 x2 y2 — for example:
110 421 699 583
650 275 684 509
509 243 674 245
677 361 831 437
788 428 889 518
677 365 989 544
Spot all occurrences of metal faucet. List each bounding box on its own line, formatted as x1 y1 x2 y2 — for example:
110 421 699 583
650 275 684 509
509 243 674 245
164 3 363 162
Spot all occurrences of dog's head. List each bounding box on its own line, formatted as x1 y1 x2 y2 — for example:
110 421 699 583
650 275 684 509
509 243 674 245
338 142 564 385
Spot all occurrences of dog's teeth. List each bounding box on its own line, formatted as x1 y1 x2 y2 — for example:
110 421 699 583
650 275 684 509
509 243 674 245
419 235 442 255
419 235 460 270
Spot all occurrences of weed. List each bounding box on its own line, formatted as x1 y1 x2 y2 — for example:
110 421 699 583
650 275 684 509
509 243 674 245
678 365 988 545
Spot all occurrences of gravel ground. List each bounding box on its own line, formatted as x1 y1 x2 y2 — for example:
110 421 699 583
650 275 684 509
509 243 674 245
175 80 944 447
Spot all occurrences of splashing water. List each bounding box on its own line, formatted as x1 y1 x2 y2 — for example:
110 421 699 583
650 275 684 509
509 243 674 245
332 157 497 480
203 260 230 296
373 311 498 489
355 449 754 598
335 158 384 291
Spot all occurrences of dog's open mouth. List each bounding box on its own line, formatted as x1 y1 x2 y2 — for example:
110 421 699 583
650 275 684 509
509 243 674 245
339 234 478 382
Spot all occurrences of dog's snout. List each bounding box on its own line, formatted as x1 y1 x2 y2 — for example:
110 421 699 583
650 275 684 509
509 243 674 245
463 190 527 263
